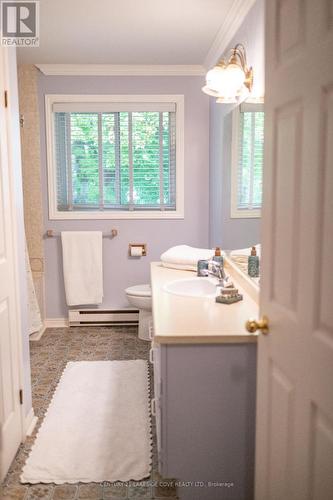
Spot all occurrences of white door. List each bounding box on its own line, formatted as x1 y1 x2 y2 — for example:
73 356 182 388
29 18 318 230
255 1 333 498
0 47 23 481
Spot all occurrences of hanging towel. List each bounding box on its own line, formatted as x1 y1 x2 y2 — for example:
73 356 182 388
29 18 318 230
61 231 103 306
160 245 216 271
25 242 43 335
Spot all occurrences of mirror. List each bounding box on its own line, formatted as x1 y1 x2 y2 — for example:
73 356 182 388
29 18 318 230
227 251 260 288
216 102 264 285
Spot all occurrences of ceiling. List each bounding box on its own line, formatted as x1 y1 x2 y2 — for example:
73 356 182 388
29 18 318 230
17 0 237 65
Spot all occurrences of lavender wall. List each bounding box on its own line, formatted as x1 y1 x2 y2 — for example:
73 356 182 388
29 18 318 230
38 75 209 318
209 0 264 250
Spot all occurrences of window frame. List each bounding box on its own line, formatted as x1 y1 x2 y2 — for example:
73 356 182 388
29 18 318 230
230 102 264 219
45 94 184 220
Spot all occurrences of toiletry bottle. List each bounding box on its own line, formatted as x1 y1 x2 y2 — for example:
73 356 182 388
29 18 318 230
248 246 259 278
197 259 209 277
213 247 223 266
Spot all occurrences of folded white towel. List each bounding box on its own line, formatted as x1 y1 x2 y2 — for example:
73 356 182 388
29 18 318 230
230 244 261 258
61 231 103 306
160 262 198 272
160 245 216 271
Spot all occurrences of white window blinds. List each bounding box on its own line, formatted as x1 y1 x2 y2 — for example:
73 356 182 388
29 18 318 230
237 105 264 210
54 109 176 211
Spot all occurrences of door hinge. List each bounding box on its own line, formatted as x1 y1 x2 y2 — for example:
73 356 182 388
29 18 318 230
4 90 8 108
19 389 23 405
20 114 24 128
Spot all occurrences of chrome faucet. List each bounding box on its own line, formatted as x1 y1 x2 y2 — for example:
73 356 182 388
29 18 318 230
197 258 233 287
207 260 225 280
207 260 233 287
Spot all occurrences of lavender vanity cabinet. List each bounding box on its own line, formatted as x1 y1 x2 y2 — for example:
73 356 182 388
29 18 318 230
152 342 257 500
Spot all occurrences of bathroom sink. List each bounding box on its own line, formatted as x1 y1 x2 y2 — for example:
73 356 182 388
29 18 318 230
163 278 217 298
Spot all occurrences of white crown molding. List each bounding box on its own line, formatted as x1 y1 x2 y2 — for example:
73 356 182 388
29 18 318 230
35 64 206 76
204 0 257 69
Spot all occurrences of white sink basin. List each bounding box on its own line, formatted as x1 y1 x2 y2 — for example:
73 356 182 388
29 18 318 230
163 277 217 298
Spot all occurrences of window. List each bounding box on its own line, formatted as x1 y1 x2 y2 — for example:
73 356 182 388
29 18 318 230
46 95 184 219
230 103 264 218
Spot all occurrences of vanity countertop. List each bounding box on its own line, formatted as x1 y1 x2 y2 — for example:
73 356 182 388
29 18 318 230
151 260 259 344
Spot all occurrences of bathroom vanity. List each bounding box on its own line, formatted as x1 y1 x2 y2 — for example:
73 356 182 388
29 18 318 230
150 259 259 500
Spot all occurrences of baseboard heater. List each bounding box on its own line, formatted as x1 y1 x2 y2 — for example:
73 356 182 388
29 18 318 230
68 308 139 327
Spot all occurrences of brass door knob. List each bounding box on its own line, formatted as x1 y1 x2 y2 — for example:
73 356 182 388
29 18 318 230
245 316 269 335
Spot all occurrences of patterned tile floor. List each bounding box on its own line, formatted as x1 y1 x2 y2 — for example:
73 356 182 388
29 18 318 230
1 327 178 500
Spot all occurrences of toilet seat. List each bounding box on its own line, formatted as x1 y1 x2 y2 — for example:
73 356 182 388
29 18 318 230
125 284 151 297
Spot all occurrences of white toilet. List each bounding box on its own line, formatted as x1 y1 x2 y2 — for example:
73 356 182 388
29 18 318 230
125 284 152 341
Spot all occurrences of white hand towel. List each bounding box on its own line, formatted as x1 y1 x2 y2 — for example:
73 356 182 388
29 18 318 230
61 231 103 306
160 245 216 271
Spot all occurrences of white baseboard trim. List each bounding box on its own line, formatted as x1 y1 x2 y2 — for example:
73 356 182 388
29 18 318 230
24 407 38 437
44 318 69 328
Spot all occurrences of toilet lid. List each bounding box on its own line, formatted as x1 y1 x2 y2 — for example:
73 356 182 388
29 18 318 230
125 284 151 297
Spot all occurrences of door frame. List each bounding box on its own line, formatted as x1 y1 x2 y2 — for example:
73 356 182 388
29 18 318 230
1 46 31 456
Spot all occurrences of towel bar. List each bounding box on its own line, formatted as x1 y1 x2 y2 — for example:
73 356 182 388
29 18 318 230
46 229 118 238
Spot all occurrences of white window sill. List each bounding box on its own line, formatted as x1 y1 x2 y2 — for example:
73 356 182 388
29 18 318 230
230 208 261 219
48 210 184 220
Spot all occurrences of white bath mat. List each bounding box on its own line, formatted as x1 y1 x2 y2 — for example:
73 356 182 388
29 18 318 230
21 360 152 484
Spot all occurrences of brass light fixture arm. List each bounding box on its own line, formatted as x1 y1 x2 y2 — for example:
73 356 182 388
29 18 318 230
228 43 253 92
231 43 247 69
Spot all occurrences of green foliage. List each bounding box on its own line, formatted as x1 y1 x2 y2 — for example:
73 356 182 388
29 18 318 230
56 111 173 209
70 113 99 205
239 111 264 208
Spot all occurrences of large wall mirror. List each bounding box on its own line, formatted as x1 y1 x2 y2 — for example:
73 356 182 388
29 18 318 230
225 100 264 286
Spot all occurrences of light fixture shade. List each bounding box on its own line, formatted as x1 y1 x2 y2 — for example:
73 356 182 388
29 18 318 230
202 85 239 102
201 86 222 97
236 85 250 104
202 44 253 104
224 63 245 89
216 96 237 104
205 65 226 92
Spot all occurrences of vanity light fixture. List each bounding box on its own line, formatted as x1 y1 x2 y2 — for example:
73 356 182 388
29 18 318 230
202 44 253 104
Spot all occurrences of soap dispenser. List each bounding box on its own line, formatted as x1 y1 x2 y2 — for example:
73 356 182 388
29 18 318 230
248 246 259 278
